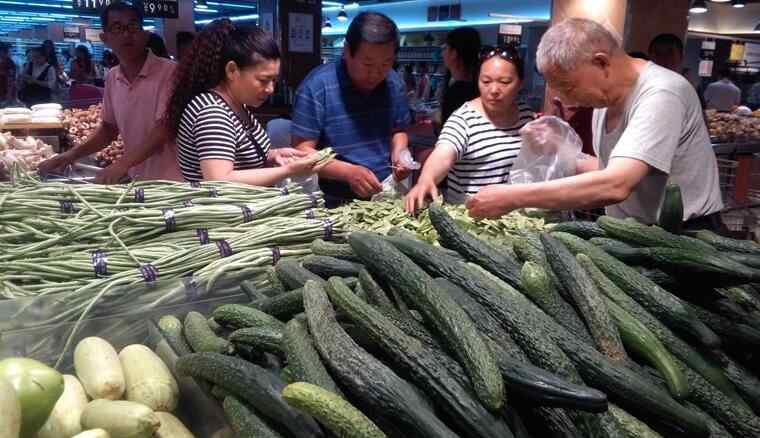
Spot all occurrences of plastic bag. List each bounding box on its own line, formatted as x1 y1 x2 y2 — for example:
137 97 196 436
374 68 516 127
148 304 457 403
372 149 420 200
509 116 583 185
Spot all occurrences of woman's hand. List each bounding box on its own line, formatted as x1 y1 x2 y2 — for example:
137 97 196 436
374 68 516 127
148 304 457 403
405 178 438 214
269 148 309 167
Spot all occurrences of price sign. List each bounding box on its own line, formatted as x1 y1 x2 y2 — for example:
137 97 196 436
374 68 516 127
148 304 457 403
72 0 113 12
137 0 179 19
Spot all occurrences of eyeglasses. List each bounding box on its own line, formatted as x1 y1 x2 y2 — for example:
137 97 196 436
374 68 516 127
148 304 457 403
479 45 521 62
106 22 142 35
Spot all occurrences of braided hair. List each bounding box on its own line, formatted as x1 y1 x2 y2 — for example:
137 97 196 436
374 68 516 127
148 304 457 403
164 19 280 140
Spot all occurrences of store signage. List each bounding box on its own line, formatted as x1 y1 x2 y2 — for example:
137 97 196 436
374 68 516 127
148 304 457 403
64 25 81 42
745 43 760 65
84 28 101 43
137 0 179 19
498 24 522 46
72 0 113 12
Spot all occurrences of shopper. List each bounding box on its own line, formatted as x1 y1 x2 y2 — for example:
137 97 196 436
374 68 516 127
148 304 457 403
405 45 532 212
648 33 683 73
39 2 182 182
704 67 741 112
18 47 56 106
0 43 17 106
164 19 319 184
291 12 412 207
748 81 760 110
69 45 97 83
466 18 723 230
41 40 60 70
440 27 481 126
176 31 195 63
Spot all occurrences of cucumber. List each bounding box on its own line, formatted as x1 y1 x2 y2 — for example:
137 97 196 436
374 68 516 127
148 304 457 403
176 353 323 438
74 337 125 400
689 302 760 346
282 319 342 395
541 233 627 364
590 237 636 252
266 267 287 295
724 252 760 269
302 280 460 438
183 312 230 354
383 236 710 437
275 259 324 289
282 382 387 438
157 315 193 357
0 375 21 438
598 216 715 252
658 183 683 233
696 229 760 255
519 261 593 344
154 412 194 438
250 289 304 320
37 374 88 438
551 231 721 349
635 267 678 288
718 285 760 312
685 402 734 438
311 238 361 262
607 404 664 438
71 430 110 438
349 232 505 412
222 396 284 438
358 269 395 313
229 326 284 355
325 277 515 438
302 255 364 279
712 350 760 416
212 304 285 332
119 345 179 412
428 203 522 288
80 400 160 438
578 256 689 400
548 221 607 239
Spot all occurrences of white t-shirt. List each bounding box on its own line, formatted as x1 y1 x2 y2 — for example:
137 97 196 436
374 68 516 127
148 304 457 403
704 79 741 112
592 62 723 224
437 101 534 204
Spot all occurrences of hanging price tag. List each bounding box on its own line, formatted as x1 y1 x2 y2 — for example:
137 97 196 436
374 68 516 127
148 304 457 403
137 0 179 18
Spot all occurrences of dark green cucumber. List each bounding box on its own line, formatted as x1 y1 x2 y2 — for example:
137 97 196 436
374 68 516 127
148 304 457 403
579 256 688 400
223 395 285 438
302 255 364 279
541 233 627 364
597 216 716 252
718 285 760 312
590 237 636 252
635 267 678 288
549 221 608 239
229 326 283 355
520 261 593 344
157 314 193 356
251 289 304 320
177 352 323 438
685 402 734 438
658 183 684 233
689 302 760 346
184 311 230 354
212 304 286 332
607 404 664 438
349 232 505 412
428 203 522 288
503 407 533 438
310 238 361 262
514 231 572 301
326 277 515 438
358 269 396 313
275 259 324 289
384 236 710 437
712 350 760 416
696 229 760 255
302 280 460 438
551 231 721 349
282 319 342 395
266 267 287 295
282 382 387 438
241 279 267 300
280 366 295 384
724 251 760 269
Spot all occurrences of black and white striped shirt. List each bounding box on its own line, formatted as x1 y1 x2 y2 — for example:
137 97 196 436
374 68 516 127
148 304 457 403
177 92 271 182
437 101 534 204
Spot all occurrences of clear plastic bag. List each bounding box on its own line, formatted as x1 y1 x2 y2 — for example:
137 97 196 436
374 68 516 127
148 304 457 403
372 149 420 200
509 116 583 185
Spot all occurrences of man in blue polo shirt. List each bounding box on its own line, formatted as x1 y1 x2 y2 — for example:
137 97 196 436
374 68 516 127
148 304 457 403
291 12 412 207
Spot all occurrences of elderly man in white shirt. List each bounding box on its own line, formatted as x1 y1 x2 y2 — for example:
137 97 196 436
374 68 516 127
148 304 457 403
704 67 741 112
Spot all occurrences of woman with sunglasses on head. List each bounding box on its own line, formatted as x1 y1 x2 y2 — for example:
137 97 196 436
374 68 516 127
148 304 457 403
165 19 322 185
405 45 534 213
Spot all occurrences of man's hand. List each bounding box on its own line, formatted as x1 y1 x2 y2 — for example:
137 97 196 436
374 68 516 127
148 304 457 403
466 185 515 219
347 164 382 198
405 178 438 214
95 161 130 184
37 153 72 176
391 147 413 181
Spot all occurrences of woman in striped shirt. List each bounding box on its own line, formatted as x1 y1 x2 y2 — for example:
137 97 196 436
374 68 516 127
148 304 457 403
165 19 321 184
406 45 533 212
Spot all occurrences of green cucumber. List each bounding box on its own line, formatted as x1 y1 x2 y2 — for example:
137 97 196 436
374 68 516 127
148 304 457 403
251 289 304 321
223 395 285 438
685 402 734 438
428 203 522 288
212 304 285 332
718 285 760 312
635 267 678 288
302 280 460 438
551 231 721 349
724 252 760 269
358 269 395 313
282 382 386 438
184 311 230 354
310 238 361 262
597 216 715 252
349 232 505 412
607 404 664 438
696 229 760 255
712 350 760 416
282 319 342 395
326 277 514 438
520 261 593 344
590 237 636 252
578 255 689 400
689 302 760 346
658 183 684 233
302 255 364 279
229 326 283 355
176 353 323 438
541 234 627 364
275 259 324 289
157 315 193 356
266 267 287 295
549 221 607 239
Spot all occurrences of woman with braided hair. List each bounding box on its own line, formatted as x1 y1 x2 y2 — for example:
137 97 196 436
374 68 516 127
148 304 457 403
165 19 322 184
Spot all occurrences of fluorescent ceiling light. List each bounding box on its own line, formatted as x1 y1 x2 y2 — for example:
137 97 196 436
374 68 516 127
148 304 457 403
194 7 218 13
690 0 708 13
711 0 730 2
196 13 258 25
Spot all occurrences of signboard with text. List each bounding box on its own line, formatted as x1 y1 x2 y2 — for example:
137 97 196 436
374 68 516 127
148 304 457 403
137 0 179 18
72 0 113 12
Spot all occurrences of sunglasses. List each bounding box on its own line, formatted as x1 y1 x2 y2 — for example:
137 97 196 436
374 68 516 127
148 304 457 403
479 45 521 62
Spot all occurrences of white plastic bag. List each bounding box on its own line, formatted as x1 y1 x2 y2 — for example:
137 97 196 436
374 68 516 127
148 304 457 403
372 149 420 200
509 116 583 185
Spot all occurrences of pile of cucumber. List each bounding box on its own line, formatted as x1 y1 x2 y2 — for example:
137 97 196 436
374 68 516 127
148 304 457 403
0 336 194 438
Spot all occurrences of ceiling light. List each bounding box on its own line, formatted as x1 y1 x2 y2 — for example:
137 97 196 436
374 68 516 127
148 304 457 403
690 0 708 13
323 17 332 28
710 0 730 2
337 5 348 21
732 0 745 7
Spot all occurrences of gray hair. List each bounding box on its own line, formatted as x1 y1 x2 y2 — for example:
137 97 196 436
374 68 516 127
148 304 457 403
536 18 621 74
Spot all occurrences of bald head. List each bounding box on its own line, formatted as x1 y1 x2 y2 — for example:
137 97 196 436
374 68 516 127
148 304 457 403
537 18 622 74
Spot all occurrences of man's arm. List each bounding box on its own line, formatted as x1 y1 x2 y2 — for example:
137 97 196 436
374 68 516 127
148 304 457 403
576 156 600 174
467 157 650 218
95 125 168 184
38 121 118 174
390 130 411 180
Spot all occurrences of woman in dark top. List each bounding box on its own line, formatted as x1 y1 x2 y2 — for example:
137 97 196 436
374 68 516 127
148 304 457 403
440 27 481 125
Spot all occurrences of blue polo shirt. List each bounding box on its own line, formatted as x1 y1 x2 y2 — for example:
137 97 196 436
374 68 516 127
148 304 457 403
291 59 411 206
